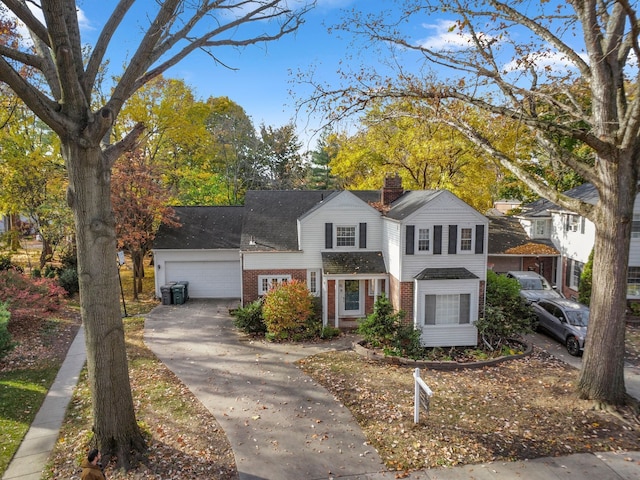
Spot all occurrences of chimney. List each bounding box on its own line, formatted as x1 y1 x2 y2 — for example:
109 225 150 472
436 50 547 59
381 173 403 205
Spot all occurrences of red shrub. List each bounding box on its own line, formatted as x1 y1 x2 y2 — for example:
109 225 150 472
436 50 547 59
0 270 66 322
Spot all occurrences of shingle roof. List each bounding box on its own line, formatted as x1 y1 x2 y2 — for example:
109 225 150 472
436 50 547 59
241 190 333 251
414 267 479 280
519 183 599 218
321 251 387 275
488 215 559 255
384 190 441 220
153 206 244 249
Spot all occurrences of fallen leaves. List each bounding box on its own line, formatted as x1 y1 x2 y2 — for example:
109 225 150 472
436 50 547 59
299 348 640 472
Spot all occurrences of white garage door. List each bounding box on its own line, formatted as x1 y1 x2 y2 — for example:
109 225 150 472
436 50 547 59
164 261 241 298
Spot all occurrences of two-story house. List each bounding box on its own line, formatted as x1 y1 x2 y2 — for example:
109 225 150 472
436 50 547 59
516 183 640 301
153 176 489 347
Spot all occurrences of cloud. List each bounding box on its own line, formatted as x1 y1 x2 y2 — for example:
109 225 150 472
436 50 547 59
9 4 94 46
503 48 587 76
417 19 494 50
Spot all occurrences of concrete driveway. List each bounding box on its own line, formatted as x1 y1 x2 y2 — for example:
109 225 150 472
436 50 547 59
144 299 393 480
525 331 640 400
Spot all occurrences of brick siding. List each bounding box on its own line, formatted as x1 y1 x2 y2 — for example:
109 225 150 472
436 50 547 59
242 269 307 305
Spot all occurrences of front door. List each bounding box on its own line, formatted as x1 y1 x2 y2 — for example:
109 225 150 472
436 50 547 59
339 279 363 316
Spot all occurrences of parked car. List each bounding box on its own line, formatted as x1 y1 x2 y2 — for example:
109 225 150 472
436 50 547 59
506 270 563 303
532 298 590 356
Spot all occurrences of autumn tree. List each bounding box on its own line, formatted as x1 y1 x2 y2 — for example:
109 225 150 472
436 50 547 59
205 96 261 203
116 76 214 198
307 0 638 405
0 95 72 267
256 123 307 189
111 149 178 300
329 100 504 211
0 0 313 466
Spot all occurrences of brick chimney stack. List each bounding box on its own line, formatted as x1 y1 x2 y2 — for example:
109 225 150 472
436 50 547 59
381 173 403 205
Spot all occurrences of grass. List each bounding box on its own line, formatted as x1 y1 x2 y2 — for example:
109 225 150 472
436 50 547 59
0 240 161 477
0 366 60 473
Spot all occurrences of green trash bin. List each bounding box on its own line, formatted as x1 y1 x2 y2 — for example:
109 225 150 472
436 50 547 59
171 283 186 305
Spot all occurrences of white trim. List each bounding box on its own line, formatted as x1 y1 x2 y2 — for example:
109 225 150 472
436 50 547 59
257 274 292 295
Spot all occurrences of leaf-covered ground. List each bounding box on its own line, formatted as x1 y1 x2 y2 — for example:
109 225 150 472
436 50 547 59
44 316 238 479
298 344 640 473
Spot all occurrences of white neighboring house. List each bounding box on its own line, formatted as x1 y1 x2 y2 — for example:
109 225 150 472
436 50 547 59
517 183 640 302
153 176 489 348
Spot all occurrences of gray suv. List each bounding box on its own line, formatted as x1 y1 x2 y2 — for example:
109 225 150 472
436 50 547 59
531 298 589 356
506 270 563 303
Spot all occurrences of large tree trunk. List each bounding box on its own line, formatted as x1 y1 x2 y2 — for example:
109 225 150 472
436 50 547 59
577 156 636 405
62 140 145 466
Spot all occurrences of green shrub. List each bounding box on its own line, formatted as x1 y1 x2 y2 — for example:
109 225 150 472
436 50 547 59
357 294 421 357
231 299 266 335
477 270 536 350
58 268 79 296
578 249 593 306
0 254 23 273
262 280 314 339
357 294 402 347
321 325 341 339
0 303 15 359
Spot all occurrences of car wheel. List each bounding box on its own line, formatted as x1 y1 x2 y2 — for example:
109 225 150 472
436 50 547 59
566 336 581 356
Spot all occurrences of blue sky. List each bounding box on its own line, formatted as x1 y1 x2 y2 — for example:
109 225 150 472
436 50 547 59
15 1 584 149
75 0 371 149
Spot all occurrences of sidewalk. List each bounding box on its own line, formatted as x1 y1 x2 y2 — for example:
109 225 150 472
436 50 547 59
2 325 86 480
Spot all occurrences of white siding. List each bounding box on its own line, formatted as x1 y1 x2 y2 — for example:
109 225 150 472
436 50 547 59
550 213 594 264
414 279 479 347
630 195 640 268
298 191 384 253
382 219 401 278
398 192 488 282
242 251 308 269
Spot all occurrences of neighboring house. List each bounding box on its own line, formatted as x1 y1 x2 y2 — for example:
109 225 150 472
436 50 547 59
487 215 560 284
516 183 640 302
153 176 489 347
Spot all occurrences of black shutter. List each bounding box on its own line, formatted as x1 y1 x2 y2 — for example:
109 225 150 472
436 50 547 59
475 224 485 254
448 225 457 254
565 259 571 287
359 223 367 248
406 225 415 255
433 225 442 254
325 223 333 249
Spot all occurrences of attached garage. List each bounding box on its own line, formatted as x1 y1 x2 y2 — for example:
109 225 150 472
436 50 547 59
164 259 241 298
152 206 244 300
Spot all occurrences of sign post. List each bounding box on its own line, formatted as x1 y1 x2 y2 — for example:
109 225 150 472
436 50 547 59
117 251 128 317
414 368 433 424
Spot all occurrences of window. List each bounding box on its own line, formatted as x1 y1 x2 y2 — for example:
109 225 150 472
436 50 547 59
633 214 640 239
628 267 640 297
460 228 472 251
565 214 583 233
569 260 583 290
336 226 356 247
535 219 547 236
424 294 471 325
307 270 319 296
258 275 291 295
418 228 430 252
